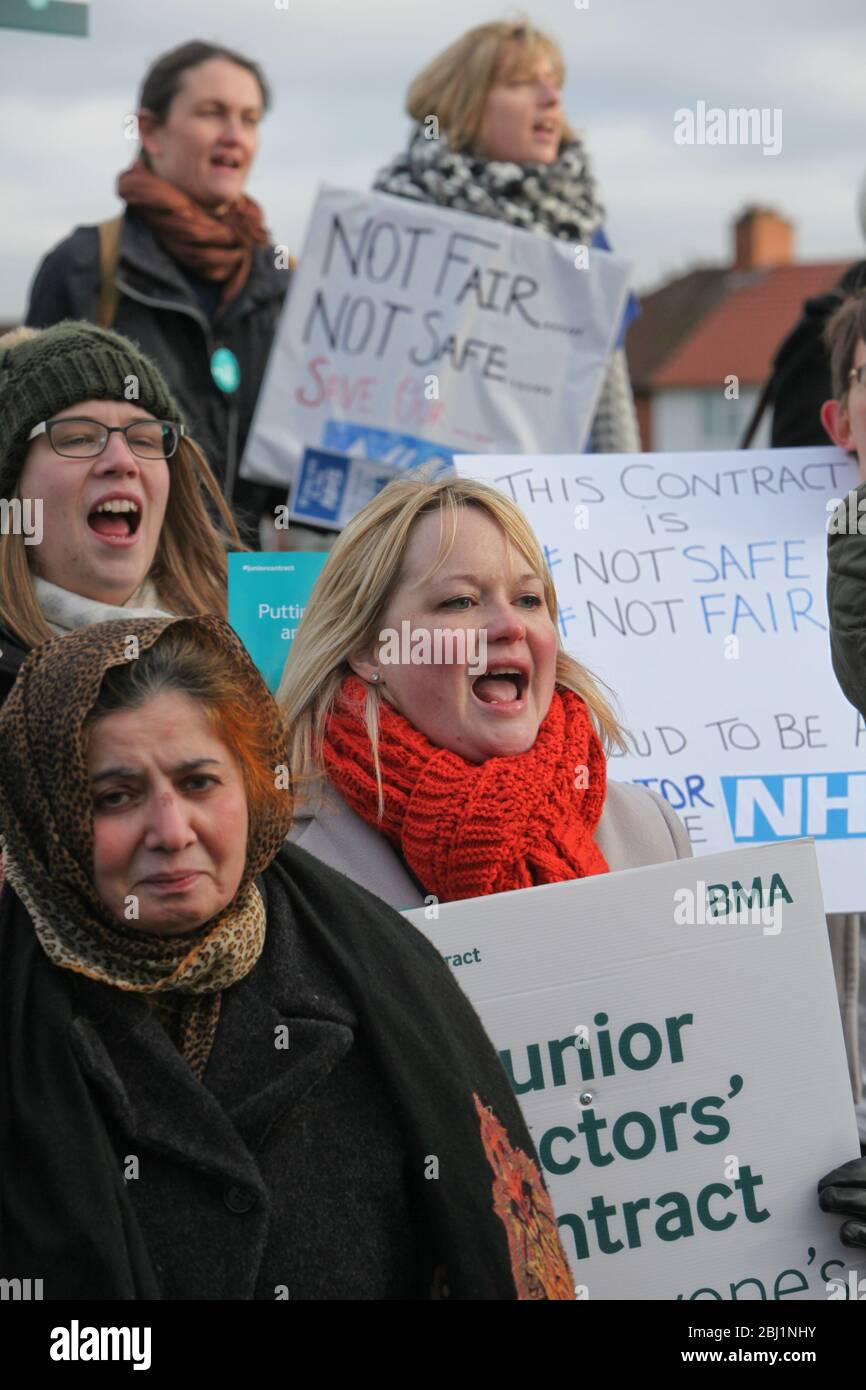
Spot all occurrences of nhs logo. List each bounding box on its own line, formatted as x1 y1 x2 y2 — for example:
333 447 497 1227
721 773 866 841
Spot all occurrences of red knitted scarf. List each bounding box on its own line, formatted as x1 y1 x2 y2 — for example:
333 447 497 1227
322 676 609 901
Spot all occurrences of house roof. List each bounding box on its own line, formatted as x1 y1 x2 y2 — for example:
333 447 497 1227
628 261 853 392
626 267 730 389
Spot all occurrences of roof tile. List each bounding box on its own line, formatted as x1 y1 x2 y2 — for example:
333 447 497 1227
642 262 851 390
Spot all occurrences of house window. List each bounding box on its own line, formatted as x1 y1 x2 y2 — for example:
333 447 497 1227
700 391 747 444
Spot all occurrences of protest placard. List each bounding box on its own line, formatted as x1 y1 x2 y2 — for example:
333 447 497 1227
227 552 326 692
406 840 865 1300
455 446 864 913
240 185 631 527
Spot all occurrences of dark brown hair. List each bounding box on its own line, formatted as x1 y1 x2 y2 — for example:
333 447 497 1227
824 290 866 402
85 622 288 829
138 40 271 131
0 434 244 651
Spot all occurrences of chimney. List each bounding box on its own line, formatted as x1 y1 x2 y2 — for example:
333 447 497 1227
733 206 794 270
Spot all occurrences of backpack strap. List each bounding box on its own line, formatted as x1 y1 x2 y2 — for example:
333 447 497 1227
96 215 123 329
738 376 774 449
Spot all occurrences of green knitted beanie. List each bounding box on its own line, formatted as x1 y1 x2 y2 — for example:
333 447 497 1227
0 321 185 498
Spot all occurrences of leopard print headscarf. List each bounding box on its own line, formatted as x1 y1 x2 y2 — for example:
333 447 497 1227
0 616 293 1078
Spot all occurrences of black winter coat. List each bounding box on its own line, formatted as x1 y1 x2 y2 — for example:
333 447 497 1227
1 842 572 1300
770 261 866 448
0 624 26 706
25 210 289 536
827 479 866 721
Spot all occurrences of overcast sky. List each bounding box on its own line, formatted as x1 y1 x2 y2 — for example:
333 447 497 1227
1 0 864 318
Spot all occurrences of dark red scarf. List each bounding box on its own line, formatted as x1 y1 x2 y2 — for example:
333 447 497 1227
117 158 270 309
322 677 609 901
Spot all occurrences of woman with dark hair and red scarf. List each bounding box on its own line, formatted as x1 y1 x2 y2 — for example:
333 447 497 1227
278 476 692 910
25 40 289 540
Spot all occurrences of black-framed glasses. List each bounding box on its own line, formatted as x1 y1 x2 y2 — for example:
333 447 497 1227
848 365 866 389
27 417 184 460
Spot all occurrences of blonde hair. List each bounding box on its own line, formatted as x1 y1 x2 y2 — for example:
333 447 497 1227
406 17 576 153
277 475 626 814
0 434 245 648
0 326 40 351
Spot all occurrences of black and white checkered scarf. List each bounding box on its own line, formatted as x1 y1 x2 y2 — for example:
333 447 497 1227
373 127 640 454
373 127 606 245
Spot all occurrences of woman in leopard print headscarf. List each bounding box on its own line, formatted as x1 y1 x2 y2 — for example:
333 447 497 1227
0 615 290 1080
0 615 575 1301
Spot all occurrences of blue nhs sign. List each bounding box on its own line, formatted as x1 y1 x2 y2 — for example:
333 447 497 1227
721 773 866 841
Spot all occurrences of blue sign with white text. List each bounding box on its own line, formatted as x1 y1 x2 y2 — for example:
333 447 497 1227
321 420 454 474
721 772 866 841
228 552 328 692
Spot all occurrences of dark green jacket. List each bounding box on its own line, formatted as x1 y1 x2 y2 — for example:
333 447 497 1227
827 480 866 720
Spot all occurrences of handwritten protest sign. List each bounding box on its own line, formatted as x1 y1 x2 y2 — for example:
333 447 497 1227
240 185 631 527
228 553 326 692
455 447 863 913
407 841 865 1299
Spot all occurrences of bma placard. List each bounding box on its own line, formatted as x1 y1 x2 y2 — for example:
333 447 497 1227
406 841 865 1299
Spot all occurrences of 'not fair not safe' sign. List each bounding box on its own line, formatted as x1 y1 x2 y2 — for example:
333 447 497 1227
241 185 631 527
407 841 864 1300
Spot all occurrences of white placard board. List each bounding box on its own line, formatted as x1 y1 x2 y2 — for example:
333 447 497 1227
241 186 631 527
406 841 865 1300
455 447 864 913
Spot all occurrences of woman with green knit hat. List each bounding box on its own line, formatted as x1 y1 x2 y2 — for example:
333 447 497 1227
0 320 242 703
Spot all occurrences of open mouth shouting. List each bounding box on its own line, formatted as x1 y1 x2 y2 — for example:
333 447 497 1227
87 493 143 547
471 662 530 712
532 117 559 139
210 148 243 173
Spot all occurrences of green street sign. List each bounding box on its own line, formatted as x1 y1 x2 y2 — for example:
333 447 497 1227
0 0 89 36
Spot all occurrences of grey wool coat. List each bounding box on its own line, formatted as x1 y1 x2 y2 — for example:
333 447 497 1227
289 779 693 912
289 779 861 1108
